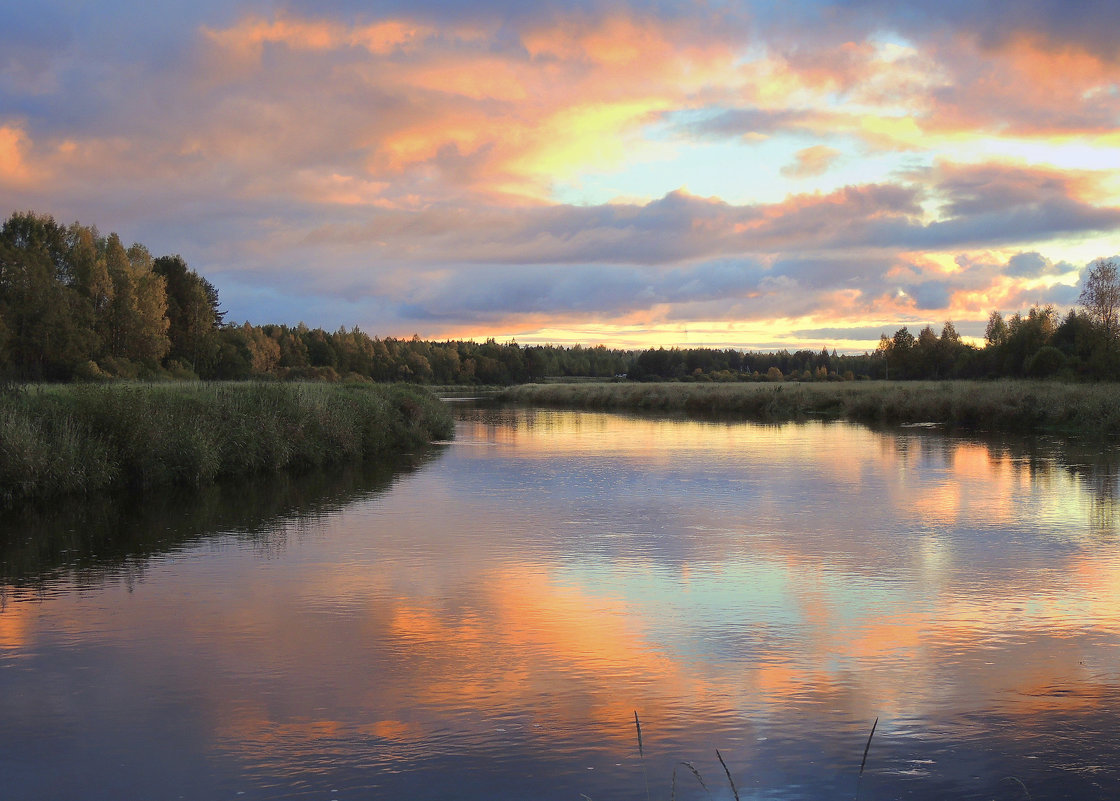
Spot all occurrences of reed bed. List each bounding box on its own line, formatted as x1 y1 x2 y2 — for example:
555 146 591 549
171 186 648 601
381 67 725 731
0 382 453 506
498 380 1120 435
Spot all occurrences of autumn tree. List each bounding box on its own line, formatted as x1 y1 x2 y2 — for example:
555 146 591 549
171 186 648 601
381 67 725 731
0 215 95 377
101 234 172 366
1079 258 1120 342
984 311 1008 347
154 255 221 373
68 223 112 317
276 326 310 369
127 244 171 365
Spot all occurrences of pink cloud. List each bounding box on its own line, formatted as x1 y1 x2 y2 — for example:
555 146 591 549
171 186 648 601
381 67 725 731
780 145 841 179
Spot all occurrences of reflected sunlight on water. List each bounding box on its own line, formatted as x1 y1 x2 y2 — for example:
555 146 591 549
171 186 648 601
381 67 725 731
2 405 1120 800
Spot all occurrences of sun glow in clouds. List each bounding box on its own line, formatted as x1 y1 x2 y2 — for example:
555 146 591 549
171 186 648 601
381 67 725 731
2 2 1120 349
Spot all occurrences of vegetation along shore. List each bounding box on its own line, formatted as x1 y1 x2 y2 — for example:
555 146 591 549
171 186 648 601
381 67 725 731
0 382 453 507
4 211 1120 385
498 380 1120 436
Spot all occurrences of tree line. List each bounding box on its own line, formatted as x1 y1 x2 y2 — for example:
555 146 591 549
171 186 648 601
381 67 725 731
2 211 1118 384
0 211 632 383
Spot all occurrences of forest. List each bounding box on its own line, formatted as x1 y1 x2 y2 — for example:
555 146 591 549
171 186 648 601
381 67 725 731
2 210 1119 385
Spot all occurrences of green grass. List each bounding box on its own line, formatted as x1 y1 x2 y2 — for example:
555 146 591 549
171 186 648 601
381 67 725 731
0 382 454 506
497 380 1120 435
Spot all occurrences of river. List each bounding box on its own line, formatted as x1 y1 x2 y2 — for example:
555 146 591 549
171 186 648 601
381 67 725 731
2 403 1120 800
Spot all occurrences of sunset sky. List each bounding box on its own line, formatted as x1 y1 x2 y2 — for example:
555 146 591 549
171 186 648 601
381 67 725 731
2 1 1119 351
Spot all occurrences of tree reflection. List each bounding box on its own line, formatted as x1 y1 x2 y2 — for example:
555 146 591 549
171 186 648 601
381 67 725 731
883 426 1120 535
0 450 442 593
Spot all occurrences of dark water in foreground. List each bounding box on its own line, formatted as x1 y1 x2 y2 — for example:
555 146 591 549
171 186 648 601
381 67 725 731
3 404 1120 800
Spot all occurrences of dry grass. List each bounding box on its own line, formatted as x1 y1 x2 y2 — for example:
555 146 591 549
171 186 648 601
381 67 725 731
498 380 1120 435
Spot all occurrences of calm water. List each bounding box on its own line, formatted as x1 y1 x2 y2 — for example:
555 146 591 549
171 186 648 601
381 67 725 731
3 404 1120 800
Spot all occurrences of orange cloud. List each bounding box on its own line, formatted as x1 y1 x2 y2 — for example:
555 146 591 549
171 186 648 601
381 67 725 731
921 31 1120 137
0 124 38 187
780 145 841 179
202 16 431 59
191 9 757 203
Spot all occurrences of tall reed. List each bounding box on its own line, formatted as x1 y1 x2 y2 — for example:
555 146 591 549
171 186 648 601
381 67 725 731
0 382 453 506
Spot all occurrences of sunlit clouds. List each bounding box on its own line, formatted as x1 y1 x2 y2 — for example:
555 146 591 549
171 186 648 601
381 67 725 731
2 1 1119 348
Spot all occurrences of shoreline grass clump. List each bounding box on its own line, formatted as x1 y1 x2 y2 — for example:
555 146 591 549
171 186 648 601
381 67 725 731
497 380 1120 436
0 382 453 507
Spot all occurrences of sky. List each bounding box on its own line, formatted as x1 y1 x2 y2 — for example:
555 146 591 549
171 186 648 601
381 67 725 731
2 0 1119 352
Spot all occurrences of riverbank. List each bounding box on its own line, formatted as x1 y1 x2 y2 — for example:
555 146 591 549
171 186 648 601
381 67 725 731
0 382 454 507
498 380 1120 435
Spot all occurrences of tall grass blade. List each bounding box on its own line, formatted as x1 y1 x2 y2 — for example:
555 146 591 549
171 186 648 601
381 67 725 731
1002 776 1033 800
675 761 710 798
859 717 878 776
715 749 740 801
855 716 879 801
634 711 650 801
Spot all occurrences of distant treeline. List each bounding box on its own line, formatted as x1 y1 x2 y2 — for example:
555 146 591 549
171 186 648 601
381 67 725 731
2 210 1119 384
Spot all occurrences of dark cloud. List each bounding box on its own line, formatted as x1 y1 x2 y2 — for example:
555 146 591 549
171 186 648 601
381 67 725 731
885 164 1120 250
906 280 951 309
390 258 770 321
935 164 1073 218
681 108 815 139
769 255 891 289
1006 252 1051 278
758 0 1120 59
845 0 1120 58
793 320 989 340
279 0 753 32
792 325 900 340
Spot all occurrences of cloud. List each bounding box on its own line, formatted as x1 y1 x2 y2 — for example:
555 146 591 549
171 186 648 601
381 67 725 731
906 280 952 310
1006 252 1058 278
3 2 1120 350
681 107 816 139
182 156 1118 338
0 124 39 187
780 145 841 179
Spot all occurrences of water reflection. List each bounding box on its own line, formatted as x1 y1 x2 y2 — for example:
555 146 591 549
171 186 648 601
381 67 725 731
0 453 439 594
2 407 1120 800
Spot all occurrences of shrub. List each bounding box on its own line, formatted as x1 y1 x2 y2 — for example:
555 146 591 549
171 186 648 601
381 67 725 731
1025 346 1066 378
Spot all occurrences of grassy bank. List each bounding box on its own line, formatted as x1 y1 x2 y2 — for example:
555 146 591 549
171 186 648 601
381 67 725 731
0 382 454 506
498 380 1120 435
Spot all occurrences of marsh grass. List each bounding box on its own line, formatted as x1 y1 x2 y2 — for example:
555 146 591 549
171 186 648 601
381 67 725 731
608 714 1035 801
0 382 453 506
498 380 1120 435
855 717 878 801
636 711 651 801
715 749 740 801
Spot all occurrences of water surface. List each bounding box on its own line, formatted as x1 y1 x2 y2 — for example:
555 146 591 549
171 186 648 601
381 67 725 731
3 405 1120 800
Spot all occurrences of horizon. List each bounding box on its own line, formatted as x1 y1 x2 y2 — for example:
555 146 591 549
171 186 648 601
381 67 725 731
2 1 1118 352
